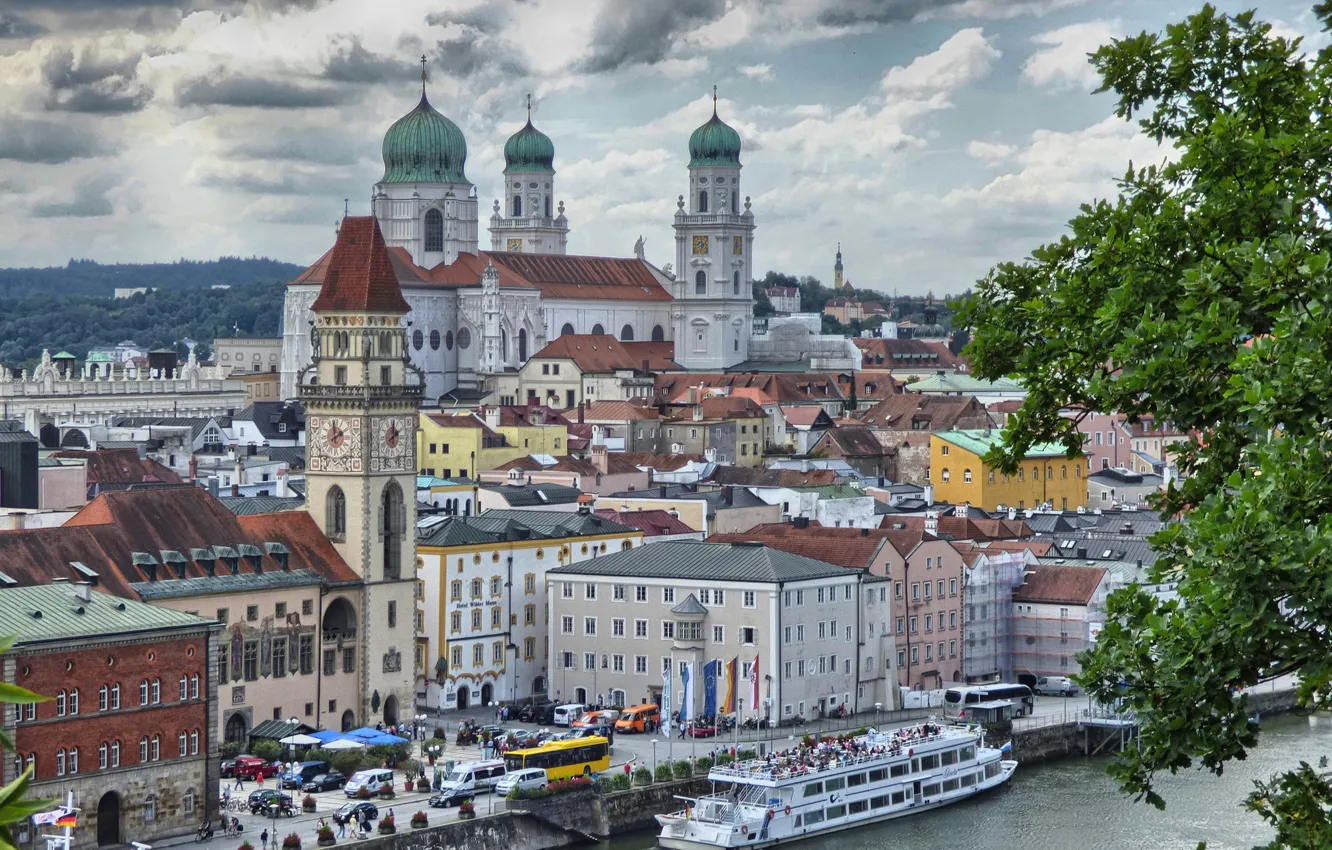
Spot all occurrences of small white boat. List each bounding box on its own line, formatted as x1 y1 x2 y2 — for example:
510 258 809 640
655 722 1016 849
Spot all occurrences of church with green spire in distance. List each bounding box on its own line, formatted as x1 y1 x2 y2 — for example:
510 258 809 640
489 95 569 255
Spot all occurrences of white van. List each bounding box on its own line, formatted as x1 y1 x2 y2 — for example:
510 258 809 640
1034 676 1080 696
552 703 584 727
432 760 507 805
343 769 395 797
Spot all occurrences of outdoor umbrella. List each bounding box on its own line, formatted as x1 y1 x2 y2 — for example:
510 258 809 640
279 733 322 746
323 738 366 750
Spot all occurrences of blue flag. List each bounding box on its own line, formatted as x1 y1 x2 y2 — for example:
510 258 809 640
703 659 718 718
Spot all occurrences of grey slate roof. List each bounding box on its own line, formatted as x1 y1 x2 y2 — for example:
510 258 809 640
672 593 708 615
547 541 849 583
602 485 769 516
219 496 307 516
418 510 637 547
262 446 306 470
0 431 37 444
131 567 326 600
480 483 583 506
0 584 216 643
113 416 227 443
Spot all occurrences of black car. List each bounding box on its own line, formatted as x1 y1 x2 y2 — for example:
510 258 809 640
532 703 557 724
246 790 292 815
332 801 378 826
220 759 237 778
518 702 552 723
428 787 473 808
301 772 347 793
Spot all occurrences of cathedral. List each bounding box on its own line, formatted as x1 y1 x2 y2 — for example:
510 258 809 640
279 84 758 400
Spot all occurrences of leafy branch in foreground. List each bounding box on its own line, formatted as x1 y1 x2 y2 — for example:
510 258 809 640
0 636 50 850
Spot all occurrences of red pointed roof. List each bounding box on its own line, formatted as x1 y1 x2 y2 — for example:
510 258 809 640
310 216 410 313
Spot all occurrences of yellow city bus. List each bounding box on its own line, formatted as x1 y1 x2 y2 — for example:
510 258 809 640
502 736 610 781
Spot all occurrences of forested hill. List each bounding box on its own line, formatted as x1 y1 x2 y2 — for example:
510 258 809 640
0 282 285 367
0 256 305 298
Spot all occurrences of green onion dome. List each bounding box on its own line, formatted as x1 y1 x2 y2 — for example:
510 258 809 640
503 119 555 173
380 93 469 184
688 107 742 167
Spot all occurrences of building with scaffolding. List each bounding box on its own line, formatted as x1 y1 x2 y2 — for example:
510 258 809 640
1010 564 1111 680
960 548 1029 684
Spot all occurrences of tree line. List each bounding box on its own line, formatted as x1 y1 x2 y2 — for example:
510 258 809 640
0 256 304 298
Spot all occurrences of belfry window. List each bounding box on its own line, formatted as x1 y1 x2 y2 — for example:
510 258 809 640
545 196 552 217
698 191 708 213
732 192 738 213
695 270 707 295
733 270 740 295
512 196 522 216
424 209 443 252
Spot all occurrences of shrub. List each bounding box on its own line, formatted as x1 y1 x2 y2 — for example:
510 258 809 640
222 742 244 760
415 777 430 791
855 727 868 737
252 739 282 761
716 754 734 766
672 760 692 779
239 842 254 850
400 758 418 778
632 766 652 786
330 751 365 778
737 749 757 760
800 734 815 748
422 737 447 760
655 764 674 782
608 772 632 791
693 756 713 773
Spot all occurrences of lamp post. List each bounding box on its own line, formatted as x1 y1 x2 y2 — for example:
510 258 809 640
875 702 882 732
427 744 442 790
651 739 659 774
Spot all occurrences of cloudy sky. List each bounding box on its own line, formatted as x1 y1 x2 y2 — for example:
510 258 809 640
0 0 1319 294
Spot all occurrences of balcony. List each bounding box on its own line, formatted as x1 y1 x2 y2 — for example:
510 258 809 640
303 384 422 400
323 628 356 644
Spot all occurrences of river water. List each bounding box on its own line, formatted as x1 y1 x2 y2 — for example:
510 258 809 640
602 714 1332 850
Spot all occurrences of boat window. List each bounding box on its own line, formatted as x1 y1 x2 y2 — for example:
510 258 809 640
985 762 1001 778
960 773 977 787
849 800 868 814
919 754 939 771
940 749 958 766
803 781 824 798
804 810 825 826
868 768 887 782
846 773 866 787
890 763 909 778
890 790 907 805
870 795 890 809
824 777 845 792
825 805 846 820
942 778 959 792
960 745 976 761
794 815 801 827
922 783 941 797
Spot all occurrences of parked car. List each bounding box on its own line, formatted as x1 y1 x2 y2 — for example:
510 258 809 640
281 760 331 789
686 722 718 738
552 704 584 726
496 768 547 796
246 790 291 814
343 769 395 797
1034 676 1080 697
332 801 378 826
531 703 557 724
234 756 279 780
615 704 660 734
518 701 552 723
220 759 238 778
301 772 347 793
573 710 619 729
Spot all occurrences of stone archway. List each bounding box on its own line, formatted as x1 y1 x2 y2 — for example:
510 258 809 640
341 710 356 732
97 792 121 846
456 688 469 710
224 712 248 744
383 695 399 725
480 683 493 707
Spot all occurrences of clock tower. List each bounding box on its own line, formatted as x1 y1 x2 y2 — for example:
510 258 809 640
488 96 568 255
301 215 418 727
673 90 755 371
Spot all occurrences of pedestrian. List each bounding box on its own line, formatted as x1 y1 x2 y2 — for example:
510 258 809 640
235 773 245 792
337 818 347 839
257 770 265 788
260 828 269 850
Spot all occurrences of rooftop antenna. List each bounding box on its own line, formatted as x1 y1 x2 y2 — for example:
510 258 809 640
343 198 349 217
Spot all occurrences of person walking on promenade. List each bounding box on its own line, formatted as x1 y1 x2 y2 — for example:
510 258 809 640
260 828 269 850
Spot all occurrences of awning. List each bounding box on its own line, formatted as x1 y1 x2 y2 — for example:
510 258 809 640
249 719 316 740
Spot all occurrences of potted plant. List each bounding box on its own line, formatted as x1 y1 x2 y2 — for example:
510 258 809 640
416 777 430 792
282 834 302 850
457 800 475 820
410 811 428 829
378 784 396 799
302 795 317 813
355 787 371 800
377 815 396 835
316 825 335 847
239 842 255 850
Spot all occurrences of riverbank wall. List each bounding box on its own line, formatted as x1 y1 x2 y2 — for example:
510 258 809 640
507 777 711 838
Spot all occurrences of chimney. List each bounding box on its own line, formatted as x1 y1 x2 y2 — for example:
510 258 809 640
723 487 733 506
659 485 667 498
484 405 500 430
922 483 934 505
1007 506 1017 521
642 359 650 373
693 401 703 422
800 458 810 473
591 437 608 476
235 456 245 488
231 481 240 497
188 456 198 484
687 387 697 405
227 444 236 461
578 401 585 424
73 581 92 603
793 516 809 529
276 467 289 498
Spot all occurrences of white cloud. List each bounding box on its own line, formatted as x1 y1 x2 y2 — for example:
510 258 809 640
1021 20 1117 90
881 28 1000 94
967 139 1016 161
738 63 773 81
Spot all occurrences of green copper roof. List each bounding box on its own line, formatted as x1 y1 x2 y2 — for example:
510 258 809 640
52 351 76 359
688 109 742 167
934 429 1070 459
380 93 469 184
504 119 555 173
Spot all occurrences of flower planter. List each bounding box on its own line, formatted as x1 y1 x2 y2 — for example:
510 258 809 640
457 811 475 821
316 838 335 847
410 817 428 830
377 823 396 835
404 781 414 792
303 800 317 813
282 840 301 850
415 778 430 792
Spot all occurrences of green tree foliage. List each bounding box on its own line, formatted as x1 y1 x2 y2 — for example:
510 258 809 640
0 257 303 298
959 5 1332 845
0 282 285 369
0 636 51 850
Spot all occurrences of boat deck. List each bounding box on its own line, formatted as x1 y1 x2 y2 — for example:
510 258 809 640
710 722 976 782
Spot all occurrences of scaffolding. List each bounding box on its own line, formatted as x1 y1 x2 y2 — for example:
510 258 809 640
1010 612 1098 679
962 551 1024 683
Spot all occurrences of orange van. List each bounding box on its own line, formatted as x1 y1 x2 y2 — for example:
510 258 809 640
614 704 660 733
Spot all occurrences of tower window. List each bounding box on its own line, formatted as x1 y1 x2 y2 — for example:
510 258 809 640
620 324 634 342
512 195 522 216
695 270 706 295
733 270 740 295
592 323 605 336
327 486 346 541
424 209 443 252
561 323 575 336
651 325 665 342
334 366 347 386
732 191 738 213
545 196 552 217
698 191 708 213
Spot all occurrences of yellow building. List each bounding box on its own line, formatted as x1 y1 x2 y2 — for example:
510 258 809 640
929 430 1086 511
417 406 569 479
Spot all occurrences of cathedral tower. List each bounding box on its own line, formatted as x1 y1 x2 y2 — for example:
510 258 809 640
301 216 418 726
672 90 755 371
489 96 568 254
834 243 845 289
372 63 478 268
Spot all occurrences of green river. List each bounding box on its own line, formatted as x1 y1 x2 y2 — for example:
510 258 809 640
603 713 1332 850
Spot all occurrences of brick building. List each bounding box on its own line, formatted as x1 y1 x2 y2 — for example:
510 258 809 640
3 584 219 849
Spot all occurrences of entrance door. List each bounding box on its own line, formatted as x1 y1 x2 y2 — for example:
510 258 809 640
383 695 399 725
456 688 470 710
97 792 120 846
480 683 493 707
574 687 586 705
912 781 921 807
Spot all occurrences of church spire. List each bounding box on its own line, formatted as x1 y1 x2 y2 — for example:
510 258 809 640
420 54 427 97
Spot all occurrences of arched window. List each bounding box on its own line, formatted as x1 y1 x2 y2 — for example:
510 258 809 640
151 735 160 761
1061 465 1067 479
56 749 66 777
69 689 78 715
380 481 404 581
518 328 528 362
139 679 148 706
69 747 77 774
963 469 972 483
560 323 575 336
190 674 199 699
695 270 707 295
501 329 507 359
178 731 187 757
620 324 634 342
98 685 108 711
731 191 738 213
591 323 604 336
512 195 522 216
545 196 552 217
733 270 740 295
139 737 148 763
179 676 187 701
190 729 199 755
424 209 443 253
651 325 665 342
151 679 159 704
98 743 108 770
698 191 708 212
56 690 66 717
327 486 346 541
941 469 950 483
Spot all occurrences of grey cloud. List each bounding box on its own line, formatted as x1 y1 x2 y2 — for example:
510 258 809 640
43 46 154 114
197 166 339 196
426 5 510 35
0 117 117 163
225 134 361 166
813 0 1065 27
433 35 527 80
0 12 45 38
578 0 726 73
31 177 117 218
176 74 345 109
324 38 411 84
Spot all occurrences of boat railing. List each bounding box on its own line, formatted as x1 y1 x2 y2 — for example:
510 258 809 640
710 728 970 780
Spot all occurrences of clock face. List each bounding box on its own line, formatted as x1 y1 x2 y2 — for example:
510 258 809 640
307 416 362 472
323 417 352 457
692 235 709 255
377 417 409 456
507 239 522 252
371 416 414 472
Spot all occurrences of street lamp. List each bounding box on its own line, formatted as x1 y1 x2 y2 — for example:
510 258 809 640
874 702 882 732
426 744 442 790
651 739 659 774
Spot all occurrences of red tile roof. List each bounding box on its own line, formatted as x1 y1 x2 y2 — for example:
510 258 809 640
764 286 799 297
657 373 846 405
309 217 410 313
857 395 993 431
0 487 359 598
811 426 887 457
709 533 881 569
1013 564 1108 605
781 406 834 428
713 522 939 559
594 509 698 537
580 401 662 422
52 449 181 485
877 514 1031 541
709 467 839 487
531 335 679 373
613 452 706 471
855 338 966 371
664 397 766 422
486 253 672 301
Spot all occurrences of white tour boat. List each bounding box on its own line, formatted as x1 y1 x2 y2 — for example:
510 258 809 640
655 722 1016 849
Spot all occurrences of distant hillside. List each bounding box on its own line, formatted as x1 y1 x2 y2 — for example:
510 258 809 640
0 256 305 298
0 282 285 368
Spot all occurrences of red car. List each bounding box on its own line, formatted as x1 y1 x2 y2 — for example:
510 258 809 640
685 722 718 738
234 756 280 780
